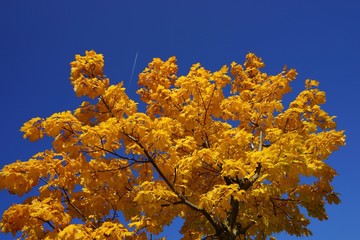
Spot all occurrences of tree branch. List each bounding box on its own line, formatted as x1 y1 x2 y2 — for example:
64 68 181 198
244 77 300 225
36 217 55 230
59 187 96 229
122 132 223 234
258 130 263 151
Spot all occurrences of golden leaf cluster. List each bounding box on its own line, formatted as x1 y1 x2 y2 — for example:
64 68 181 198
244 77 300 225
0 51 345 239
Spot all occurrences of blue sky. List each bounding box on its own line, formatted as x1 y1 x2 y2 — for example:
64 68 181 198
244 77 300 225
1 0 359 239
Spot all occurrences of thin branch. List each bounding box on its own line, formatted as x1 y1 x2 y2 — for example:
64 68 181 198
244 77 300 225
93 161 139 173
123 131 222 234
161 200 183 207
87 144 139 162
36 217 55 230
258 130 263 152
270 198 292 220
99 96 115 117
204 132 211 148
201 160 221 174
203 84 216 126
270 197 298 202
59 187 96 229
173 167 177 186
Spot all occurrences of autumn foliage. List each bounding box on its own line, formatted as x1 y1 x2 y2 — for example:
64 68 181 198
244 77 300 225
0 50 345 239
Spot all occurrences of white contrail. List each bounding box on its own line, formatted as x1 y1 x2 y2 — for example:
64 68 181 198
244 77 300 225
129 51 139 84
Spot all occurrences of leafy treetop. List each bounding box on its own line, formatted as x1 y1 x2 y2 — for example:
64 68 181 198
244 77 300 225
0 50 345 240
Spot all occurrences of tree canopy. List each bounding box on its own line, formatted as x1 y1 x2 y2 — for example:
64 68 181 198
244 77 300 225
0 50 345 239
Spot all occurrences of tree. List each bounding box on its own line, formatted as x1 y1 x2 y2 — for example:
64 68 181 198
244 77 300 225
0 50 345 240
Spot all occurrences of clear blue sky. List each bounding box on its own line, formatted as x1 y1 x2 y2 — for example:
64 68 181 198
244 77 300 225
1 0 359 239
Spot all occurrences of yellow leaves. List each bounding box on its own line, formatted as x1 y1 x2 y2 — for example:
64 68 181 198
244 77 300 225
128 215 146 230
305 79 319 89
290 82 325 109
306 130 345 159
70 50 109 99
43 111 81 137
2 50 347 239
150 117 181 150
57 225 91 240
99 82 137 119
29 197 71 226
230 61 247 94
21 111 84 157
286 68 298 80
0 163 34 196
92 222 133 239
134 181 177 205
137 56 177 105
212 65 231 88
244 53 265 69
41 111 83 156
85 158 131 191
296 185 329 220
122 114 184 154
133 190 157 205
81 117 122 157
138 58 229 120
1 197 70 237
74 101 98 125
0 151 63 196
220 95 243 120
63 157 133 220
221 159 248 179
20 117 44 141
128 215 162 235
174 136 197 153
175 146 221 183
132 182 180 234
314 91 326 105
58 223 133 240
199 184 244 218
325 193 340 205
224 59 295 126
230 53 264 89
218 128 252 150
0 203 32 236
